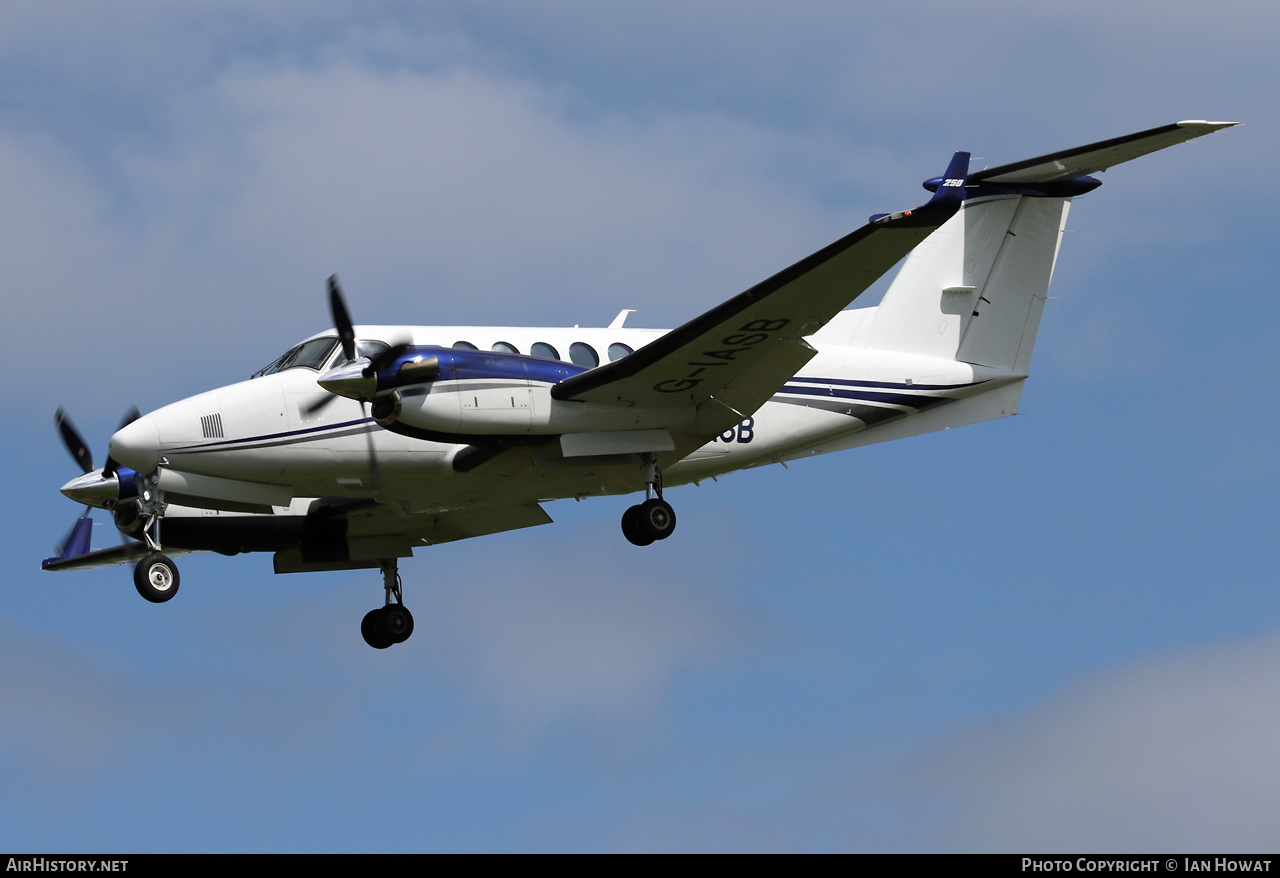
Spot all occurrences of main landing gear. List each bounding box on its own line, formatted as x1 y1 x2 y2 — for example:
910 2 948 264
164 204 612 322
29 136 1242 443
621 453 677 546
131 471 180 603
361 558 415 650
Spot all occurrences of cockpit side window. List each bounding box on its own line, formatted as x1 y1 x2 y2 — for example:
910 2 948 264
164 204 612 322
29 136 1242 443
253 337 339 377
331 339 390 368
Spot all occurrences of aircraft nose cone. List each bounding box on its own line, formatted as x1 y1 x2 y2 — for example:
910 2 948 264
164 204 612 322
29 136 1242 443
109 415 161 473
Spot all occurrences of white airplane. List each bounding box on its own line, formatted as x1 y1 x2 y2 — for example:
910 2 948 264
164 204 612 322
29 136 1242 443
46 120 1235 648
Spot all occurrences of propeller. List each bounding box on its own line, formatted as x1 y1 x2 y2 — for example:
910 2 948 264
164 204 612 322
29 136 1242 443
51 405 141 560
321 274 408 493
329 274 357 363
102 406 140 478
328 274 412 383
301 388 342 416
55 407 93 474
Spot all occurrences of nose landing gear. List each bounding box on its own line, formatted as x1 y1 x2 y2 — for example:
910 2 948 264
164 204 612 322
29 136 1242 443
134 551 180 602
131 471 180 602
621 454 677 546
361 559 415 649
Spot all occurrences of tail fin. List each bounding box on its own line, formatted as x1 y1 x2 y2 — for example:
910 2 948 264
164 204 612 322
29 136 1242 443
859 192 1066 370
855 121 1237 370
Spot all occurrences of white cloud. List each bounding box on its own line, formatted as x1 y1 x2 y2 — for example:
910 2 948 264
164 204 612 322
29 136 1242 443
415 537 750 743
893 632 1280 851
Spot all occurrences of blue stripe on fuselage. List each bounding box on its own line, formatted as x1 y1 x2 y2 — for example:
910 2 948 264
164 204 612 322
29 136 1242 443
788 376 986 392
777 382 966 410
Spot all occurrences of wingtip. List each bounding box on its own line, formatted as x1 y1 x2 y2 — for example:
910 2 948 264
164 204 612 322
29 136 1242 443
1176 120 1240 130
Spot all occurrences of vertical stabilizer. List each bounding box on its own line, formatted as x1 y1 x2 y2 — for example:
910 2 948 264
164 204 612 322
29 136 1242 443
860 193 1069 372
956 196 1070 372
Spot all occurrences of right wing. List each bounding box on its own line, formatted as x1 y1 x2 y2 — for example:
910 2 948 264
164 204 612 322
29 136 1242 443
550 151 973 413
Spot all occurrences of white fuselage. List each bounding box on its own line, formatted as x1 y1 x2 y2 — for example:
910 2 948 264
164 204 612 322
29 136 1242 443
107 314 1021 518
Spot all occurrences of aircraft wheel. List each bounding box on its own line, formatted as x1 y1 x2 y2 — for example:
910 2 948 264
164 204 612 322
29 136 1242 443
361 608 393 649
622 505 655 546
134 552 180 603
384 605 414 644
638 498 677 541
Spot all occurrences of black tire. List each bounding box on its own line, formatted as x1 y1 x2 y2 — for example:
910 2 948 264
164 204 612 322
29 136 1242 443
621 505 655 546
384 604 414 644
133 552 180 603
361 608 394 649
638 498 677 541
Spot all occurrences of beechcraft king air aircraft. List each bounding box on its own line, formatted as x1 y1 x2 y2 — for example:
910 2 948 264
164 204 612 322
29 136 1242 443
45 121 1236 648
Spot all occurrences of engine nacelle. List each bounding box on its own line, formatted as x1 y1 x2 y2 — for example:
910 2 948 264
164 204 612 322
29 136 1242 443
326 346 694 441
377 382 694 437
114 500 145 537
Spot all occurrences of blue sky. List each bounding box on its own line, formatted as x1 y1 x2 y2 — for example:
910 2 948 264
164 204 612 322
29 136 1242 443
4 1 1276 852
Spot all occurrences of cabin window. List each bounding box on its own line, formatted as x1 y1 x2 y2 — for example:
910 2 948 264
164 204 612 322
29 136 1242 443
569 342 599 368
608 343 633 362
452 341 478 351
531 342 560 360
492 342 520 354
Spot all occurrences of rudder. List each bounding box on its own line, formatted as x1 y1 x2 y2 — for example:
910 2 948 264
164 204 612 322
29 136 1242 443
860 192 1070 373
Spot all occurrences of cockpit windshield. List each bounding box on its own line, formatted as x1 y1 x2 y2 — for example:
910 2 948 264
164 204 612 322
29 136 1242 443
252 337 395 378
252 337 339 378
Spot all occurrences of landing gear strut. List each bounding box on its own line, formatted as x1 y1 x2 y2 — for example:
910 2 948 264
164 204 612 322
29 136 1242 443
361 558 415 649
621 454 677 546
132 471 180 602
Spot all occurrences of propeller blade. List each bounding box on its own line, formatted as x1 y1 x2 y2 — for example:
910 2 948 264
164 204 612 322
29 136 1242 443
55 408 93 474
301 392 342 416
102 406 142 478
118 406 141 431
328 275 356 363
360 401 380 493
362 341 412 378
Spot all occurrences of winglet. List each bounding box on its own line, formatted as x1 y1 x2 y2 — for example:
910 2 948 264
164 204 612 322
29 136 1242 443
927 151 970 207
43 515 94 569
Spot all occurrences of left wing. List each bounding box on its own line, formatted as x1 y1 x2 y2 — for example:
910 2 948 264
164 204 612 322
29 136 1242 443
42 540 152 572
41 514 194 571
550 151 970 412
43 501 554 574
273 501 553 573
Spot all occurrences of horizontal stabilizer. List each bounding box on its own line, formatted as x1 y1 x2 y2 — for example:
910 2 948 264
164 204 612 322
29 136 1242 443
972 120 1237 184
